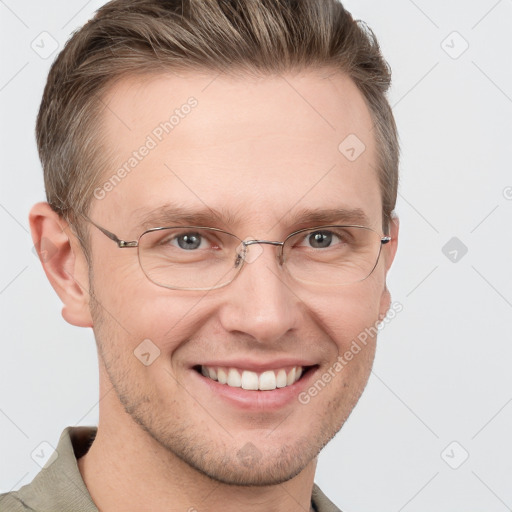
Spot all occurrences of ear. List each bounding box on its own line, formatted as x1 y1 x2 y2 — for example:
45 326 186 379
379 215 399 321
29 202 93 328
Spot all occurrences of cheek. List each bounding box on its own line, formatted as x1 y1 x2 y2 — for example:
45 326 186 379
300 276 385 351
92 260 152 323
90 259 213 356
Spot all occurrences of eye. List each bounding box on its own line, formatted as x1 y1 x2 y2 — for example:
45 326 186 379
171 232 209 250
302 230 341 249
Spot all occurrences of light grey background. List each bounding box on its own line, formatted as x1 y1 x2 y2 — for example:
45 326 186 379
1 1 511 510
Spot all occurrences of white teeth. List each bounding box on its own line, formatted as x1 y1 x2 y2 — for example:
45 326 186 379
286 367 296 386
241 370 259 390
217 368 227 384
259 370 277 390
227 368 241 387
199 365 305 391
276 369 287 388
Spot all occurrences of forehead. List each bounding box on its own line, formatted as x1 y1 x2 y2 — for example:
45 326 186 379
92 69 382 234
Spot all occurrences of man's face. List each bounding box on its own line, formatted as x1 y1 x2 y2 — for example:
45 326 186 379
84 70 397 485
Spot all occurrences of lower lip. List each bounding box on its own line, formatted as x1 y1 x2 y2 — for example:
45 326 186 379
190 367 318 411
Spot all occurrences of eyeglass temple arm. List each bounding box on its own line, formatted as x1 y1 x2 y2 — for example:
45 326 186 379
81 214 138 248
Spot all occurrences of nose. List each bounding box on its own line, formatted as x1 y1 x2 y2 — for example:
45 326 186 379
216 242 303 345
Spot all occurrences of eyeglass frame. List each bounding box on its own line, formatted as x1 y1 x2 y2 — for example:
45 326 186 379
80 214 392 290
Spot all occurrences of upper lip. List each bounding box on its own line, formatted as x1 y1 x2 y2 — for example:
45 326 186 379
193 358 317 372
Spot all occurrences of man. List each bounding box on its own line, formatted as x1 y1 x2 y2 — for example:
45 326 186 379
1 0 399 510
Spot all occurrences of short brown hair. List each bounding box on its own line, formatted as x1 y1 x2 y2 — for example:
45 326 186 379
36 0 399 248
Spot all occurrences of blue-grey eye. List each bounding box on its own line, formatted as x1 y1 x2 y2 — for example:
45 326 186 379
176 233 202 250
308 231 333 248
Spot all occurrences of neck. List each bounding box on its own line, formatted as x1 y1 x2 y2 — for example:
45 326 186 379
77 384 317 512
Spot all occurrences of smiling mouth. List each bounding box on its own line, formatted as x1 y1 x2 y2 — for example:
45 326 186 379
193 365 315 391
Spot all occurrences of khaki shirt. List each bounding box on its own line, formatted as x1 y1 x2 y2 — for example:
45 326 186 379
1 427 342 512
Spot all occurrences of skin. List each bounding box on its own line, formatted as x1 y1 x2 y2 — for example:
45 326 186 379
30 69 398 512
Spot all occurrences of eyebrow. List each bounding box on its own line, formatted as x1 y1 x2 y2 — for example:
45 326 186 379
133 203 244 231
288 206 371 228
132 203 372 232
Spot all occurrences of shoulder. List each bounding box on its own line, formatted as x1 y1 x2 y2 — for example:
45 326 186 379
0 492 34 511
0 426 98 512
312 483 344 512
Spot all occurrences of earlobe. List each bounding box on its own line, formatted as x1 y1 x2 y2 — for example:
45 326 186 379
29 202 93 328
378 285 391 322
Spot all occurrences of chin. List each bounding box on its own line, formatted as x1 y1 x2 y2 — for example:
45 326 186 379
134 408 322 487
175 437 317 487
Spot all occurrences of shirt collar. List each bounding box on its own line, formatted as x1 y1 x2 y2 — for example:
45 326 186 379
8 426 341 512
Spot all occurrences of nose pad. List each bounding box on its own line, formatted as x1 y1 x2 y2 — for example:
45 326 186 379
234 245 245 268
235 238 265 266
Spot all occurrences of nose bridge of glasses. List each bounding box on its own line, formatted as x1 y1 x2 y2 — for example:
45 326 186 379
239 239 285 266
243 239 284 247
